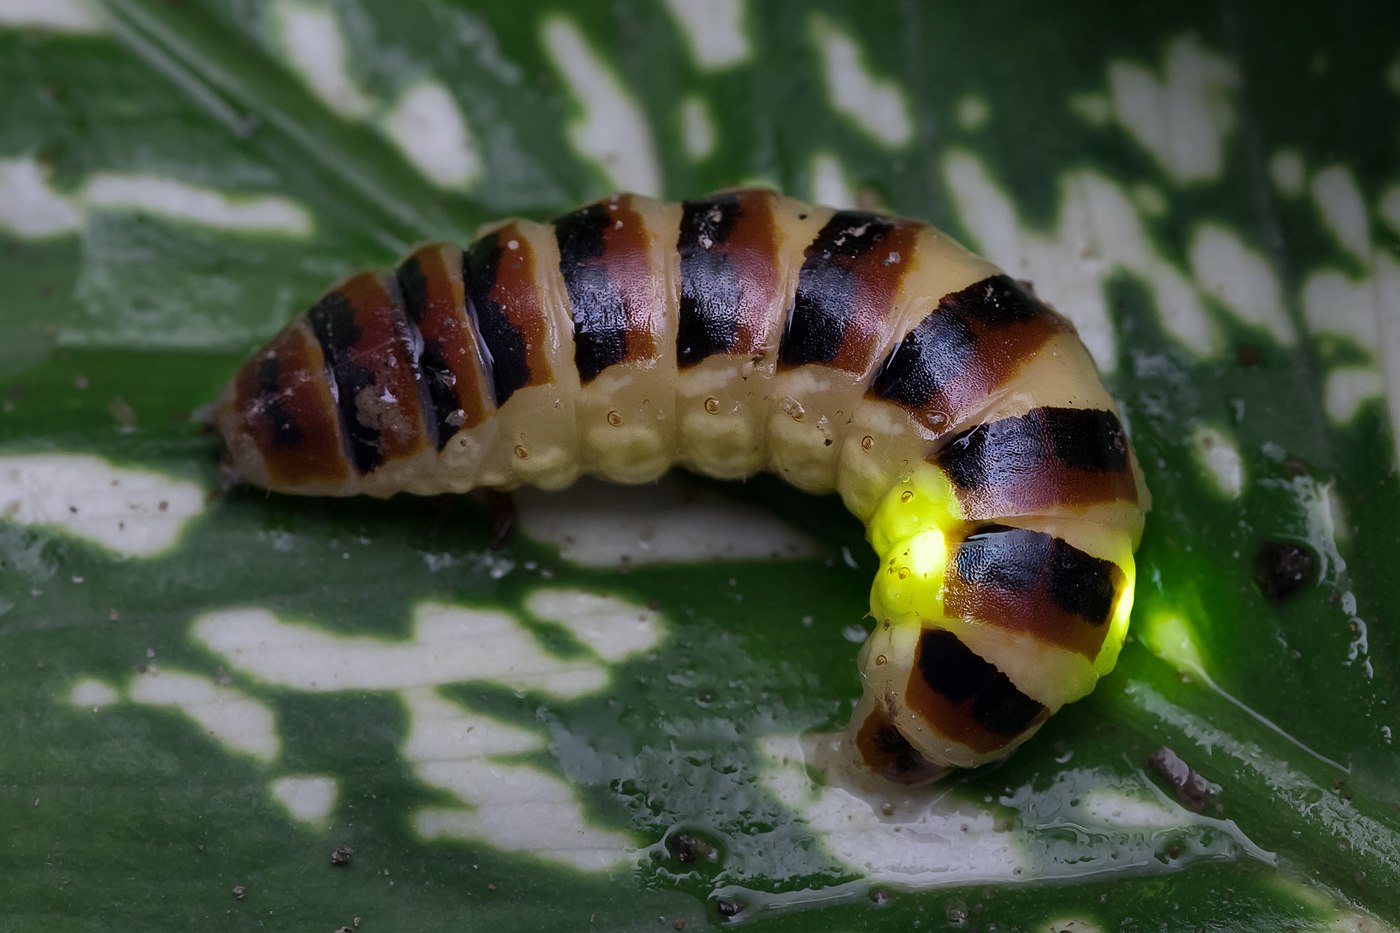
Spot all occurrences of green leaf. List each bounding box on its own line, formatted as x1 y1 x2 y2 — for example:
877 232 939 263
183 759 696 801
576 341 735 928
2 0 1398 929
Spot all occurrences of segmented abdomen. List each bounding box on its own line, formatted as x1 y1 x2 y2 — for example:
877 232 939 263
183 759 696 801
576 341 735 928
214 189 1149 782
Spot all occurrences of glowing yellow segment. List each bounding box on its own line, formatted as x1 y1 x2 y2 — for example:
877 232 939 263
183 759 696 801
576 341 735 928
867 462 963 561
869 528 948 624
1093 555 1137 679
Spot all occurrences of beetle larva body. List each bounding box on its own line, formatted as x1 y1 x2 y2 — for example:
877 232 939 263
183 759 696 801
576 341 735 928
214 189 1149 782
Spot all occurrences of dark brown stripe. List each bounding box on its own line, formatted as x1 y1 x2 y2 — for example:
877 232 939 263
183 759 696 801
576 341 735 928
306 271 430 474
904 628 1048 754
854 703 946 785
868 276 1073 431
778 210 921 375
397 244 494 450
554 195 658 383
934 407 1138 516
232 321 350 486
945 524 1124 658
675 189 781 368
464 224 550 405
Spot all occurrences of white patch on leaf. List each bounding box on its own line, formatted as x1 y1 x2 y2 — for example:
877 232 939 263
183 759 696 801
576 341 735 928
1192 425 1244 499
808 151 859 211
0 0 103 33
525 588 663 662
0 157 83 237
943 150 1218 368
381 81 482 190
515 475 820 567
1107 34 1238 184
810 15 913 148
1301 253 1400 462
193 597 644 699
127 669 281 763
541 14 662 195
662 0 750 70
404 688 634 871
68 678 119 709
0 454 205 557
67 587 659 872
1324 367 1385 424
679 95 717 162
1269 149 1305 196
273 0 374 120
1303 269 1382 346
85 173 313 235
957 95 990 131
269 775 339 825
0 157 313 239
1312 165 1372 262
1189 223 1293 344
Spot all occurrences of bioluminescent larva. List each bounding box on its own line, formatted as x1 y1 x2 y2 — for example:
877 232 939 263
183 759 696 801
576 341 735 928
212 190 1149 783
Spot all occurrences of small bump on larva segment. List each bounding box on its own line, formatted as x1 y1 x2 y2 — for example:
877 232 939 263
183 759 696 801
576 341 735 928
514 445 529 459
900 490 914 503
897 567 910 580
445 409 467 428
704 397 720 414
606 410 622 426
875 654 888 666
781 397 805 421
861 435 875 451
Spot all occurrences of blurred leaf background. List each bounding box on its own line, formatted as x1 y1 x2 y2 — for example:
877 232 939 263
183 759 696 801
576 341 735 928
1 0 1398 929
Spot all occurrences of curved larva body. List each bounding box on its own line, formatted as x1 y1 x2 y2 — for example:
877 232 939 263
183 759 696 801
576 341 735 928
214 190 1149 782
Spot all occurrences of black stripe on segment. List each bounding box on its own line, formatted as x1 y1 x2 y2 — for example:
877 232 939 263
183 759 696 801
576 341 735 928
1046 535 1119 626
954 275 1045 326
956 524 1118 627
397 256 460 451
917 629 1045 736
676 194 744 367
936 407 1130 491
255 354 303 449
778 211 895 367
954 523 1049 592
391 258 445 452
1046 408 1130 472
463 237 525 406
555 203 627 382
869 312 977 409
306 291 384 474
869 275 1042 409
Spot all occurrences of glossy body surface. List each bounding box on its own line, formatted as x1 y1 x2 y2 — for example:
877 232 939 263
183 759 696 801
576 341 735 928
213 190 1150 781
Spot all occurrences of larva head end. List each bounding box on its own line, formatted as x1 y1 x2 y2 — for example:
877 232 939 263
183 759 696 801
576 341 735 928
851 694 952 786
853 620 1050 776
